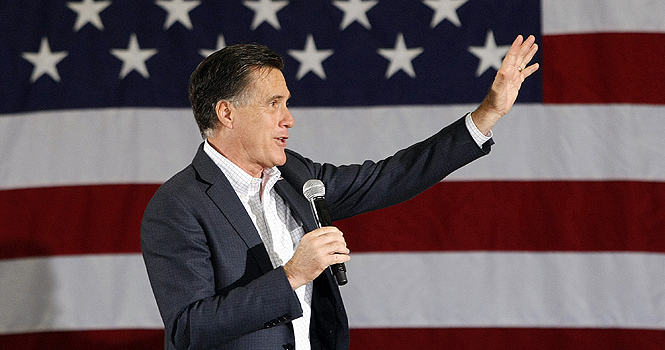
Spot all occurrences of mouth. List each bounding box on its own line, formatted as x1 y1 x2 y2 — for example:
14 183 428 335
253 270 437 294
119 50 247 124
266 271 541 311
276 137 288 146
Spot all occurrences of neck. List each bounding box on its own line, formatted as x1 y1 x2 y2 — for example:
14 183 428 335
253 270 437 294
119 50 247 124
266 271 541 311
207 137 263 178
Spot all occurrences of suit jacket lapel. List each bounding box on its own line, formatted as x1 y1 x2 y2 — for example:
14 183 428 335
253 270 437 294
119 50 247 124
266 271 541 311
191 143 274 275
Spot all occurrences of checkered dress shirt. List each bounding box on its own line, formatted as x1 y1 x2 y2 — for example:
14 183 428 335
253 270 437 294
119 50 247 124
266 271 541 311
204 141 312 350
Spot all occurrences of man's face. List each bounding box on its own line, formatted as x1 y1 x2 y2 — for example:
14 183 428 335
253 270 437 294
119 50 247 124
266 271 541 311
227 67 294 177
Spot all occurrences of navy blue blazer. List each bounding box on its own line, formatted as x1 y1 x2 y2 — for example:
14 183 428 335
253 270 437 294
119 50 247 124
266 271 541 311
141 116 492 350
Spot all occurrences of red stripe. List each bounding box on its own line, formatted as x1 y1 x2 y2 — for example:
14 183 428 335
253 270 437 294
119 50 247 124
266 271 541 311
542 33 665 104
2 181 663 259
0 330 163 350
350 328 665 350
0 184 159 260
1 328 663 350
337 181 665 253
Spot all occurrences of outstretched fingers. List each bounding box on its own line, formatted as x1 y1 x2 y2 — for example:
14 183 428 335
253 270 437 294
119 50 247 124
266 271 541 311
503 35 539 76
503 35 524 68
518 36 539 77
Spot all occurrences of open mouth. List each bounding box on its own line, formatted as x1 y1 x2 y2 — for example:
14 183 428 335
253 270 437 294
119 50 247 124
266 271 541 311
276 137 288 145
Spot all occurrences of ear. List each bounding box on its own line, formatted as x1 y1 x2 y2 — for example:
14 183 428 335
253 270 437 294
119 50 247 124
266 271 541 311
215 100 234 129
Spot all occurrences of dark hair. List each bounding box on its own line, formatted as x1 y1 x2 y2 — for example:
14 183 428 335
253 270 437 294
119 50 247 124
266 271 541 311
189 43 284 138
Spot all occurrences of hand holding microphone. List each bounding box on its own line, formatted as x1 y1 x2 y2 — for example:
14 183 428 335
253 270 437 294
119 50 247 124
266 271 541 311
282 179 349 289
303 179 348 286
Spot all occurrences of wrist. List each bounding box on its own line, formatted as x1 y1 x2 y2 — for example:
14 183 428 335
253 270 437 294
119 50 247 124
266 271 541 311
283 262 306 291
472 103 501 136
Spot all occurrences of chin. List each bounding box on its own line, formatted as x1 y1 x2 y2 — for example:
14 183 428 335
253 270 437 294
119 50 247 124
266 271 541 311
270 153 287 167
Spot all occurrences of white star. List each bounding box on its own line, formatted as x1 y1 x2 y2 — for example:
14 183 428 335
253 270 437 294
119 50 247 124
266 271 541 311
199 35 227 58
155 0 201 30
377 33 424 79
67 0 111 31
468 30 510 77
288 35 333 80
422 0 467 28
332 0 378 30
110 34 158 79
243 0 289 30
21 37 68 82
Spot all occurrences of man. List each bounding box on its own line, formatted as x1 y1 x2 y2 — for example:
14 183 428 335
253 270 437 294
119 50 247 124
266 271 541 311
141 36 539 350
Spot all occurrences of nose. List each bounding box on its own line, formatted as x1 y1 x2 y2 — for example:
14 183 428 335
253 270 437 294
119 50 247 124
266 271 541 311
282 107 295 128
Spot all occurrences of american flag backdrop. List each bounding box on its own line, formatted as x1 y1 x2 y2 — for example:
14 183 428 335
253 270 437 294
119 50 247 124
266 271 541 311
1 0 664 349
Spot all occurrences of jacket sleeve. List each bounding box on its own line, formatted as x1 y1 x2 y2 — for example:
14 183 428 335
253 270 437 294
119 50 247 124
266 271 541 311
282 115 492 221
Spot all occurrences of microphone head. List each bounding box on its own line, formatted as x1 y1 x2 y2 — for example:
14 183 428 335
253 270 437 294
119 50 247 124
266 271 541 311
303 179 325 200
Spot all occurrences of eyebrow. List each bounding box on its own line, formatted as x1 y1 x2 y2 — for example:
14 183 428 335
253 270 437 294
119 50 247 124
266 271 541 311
266 94 291 103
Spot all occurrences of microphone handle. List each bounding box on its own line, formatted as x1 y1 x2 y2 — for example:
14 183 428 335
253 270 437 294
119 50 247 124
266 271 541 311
312 198 348 286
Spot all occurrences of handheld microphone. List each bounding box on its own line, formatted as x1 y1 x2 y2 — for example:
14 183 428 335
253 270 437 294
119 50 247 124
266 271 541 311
303 179 348 286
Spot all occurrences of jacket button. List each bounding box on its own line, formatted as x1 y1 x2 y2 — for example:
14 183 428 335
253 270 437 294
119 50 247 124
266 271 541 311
282 343 294 350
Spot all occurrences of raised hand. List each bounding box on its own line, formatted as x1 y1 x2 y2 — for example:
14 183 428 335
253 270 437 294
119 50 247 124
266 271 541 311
472 35 539 135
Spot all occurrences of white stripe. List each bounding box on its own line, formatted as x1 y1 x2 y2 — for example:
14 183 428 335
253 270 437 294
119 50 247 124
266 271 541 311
1 104 664 190
445 104 665 181
341 252 665 329
291 104 665 182
2 252 663 334
0 108 202 190
542 0 665 34
0 254 163 334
